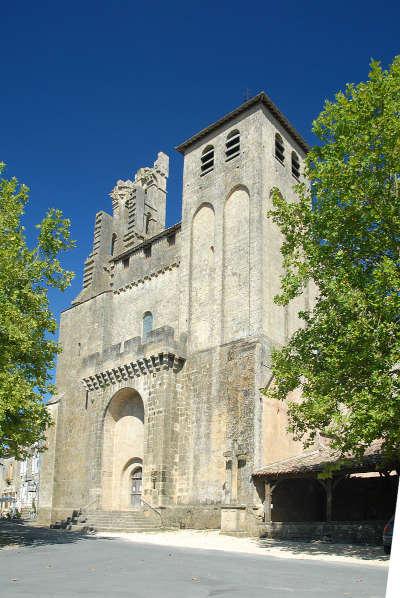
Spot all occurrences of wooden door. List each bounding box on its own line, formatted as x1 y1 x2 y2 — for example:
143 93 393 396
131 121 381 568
130 468 142 507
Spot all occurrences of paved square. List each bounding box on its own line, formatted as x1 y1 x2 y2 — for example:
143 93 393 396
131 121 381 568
0 526 388 597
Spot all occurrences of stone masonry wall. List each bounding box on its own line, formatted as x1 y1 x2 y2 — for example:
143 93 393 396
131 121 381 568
174 339 260 511
41 97 313 529
37 400 59 524
49 325 186 521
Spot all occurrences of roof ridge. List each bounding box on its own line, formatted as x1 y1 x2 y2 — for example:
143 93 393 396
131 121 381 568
175 92 310 154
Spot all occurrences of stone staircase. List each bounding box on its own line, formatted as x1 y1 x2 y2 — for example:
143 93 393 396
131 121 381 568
84 510 162 533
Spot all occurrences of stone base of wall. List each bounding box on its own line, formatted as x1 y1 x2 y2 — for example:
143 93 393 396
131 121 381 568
159 505 221 529
38 507 80 526
259 521 385 545
36 507 54 526
43 506 385 545
38 504 222 530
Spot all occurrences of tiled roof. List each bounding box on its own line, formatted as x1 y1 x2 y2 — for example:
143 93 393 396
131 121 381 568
253 441 398 478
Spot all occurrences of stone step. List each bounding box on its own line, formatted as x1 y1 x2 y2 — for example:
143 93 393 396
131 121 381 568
87 517 156 524
89 522 157 528
87 511 156 515
88 515 153 521
84 510 161 532
92 528 159 533
88 515 151 520
90 524 156 528
88 514 152 519
85 520 156 527
95 527 162 533
70 524 160 534
87 511 156 517
89 516 150 519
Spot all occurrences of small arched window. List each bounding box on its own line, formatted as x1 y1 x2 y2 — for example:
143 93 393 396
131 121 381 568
110 233 117 256
142 311 153 339
291 151 300 179
225 129 240 161
275 133 285 164
201 145 214 175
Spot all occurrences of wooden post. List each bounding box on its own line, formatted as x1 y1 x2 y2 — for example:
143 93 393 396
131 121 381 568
316 477 333 522
326 479 333 522
264 482 272 523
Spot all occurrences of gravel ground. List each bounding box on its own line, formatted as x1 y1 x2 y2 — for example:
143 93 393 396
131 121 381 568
0 529 389 598
97 529 389 567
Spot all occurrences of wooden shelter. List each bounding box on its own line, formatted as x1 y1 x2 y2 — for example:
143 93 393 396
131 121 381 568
253 443 399 524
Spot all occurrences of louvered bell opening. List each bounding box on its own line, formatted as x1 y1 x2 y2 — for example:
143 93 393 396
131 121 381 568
291 153 300 179
275 137 285 164
201 148 214 175
225 134 240 161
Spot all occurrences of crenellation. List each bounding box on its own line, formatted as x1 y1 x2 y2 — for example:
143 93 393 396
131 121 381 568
73 153 170 306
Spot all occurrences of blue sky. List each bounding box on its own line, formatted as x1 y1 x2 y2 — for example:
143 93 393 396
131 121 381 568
2 0 399 339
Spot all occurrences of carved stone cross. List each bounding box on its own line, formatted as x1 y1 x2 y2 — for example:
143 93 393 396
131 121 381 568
223 440 248 504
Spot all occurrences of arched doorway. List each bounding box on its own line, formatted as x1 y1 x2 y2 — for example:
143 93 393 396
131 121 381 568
102 388 144 510
130 467 143 507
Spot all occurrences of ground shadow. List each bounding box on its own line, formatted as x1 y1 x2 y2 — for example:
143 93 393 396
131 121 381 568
0 521 115 549
257 537 389 562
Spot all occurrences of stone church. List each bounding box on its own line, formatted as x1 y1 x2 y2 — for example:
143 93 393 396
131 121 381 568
39 93 313 533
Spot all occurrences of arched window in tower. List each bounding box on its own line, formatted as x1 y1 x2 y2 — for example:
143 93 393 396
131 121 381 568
275 133 285 164
142 311 153 339
291 151 300 179
110 233 117 256
225 129 240 161
200 145 214 176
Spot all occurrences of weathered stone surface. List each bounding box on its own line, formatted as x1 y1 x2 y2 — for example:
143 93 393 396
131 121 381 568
39 94 312 531
260 521 385 545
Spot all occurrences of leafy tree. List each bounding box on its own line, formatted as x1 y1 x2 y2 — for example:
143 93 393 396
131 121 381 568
0 163 74 459
266 58 400 459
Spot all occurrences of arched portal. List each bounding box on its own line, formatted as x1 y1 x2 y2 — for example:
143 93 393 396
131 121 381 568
102 388 144 510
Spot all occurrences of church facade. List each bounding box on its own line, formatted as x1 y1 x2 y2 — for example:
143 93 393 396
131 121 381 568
39 93 311 532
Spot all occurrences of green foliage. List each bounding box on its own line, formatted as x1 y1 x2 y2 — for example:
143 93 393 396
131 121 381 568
265 57 400 459
0 163 75 459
